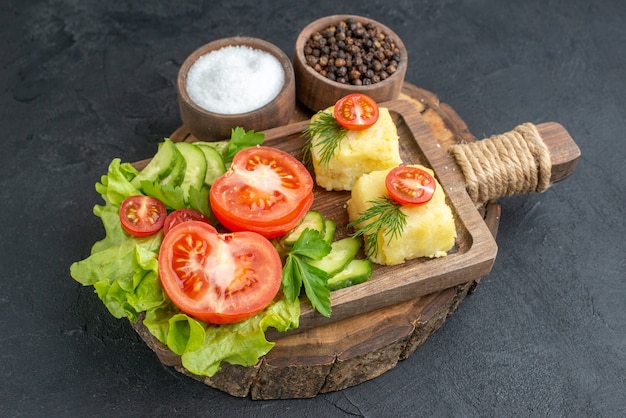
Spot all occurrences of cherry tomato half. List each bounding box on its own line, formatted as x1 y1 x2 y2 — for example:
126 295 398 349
158 221 282 324
163 208 215 236
385 166 436 205
119 195 167 237
209 146 314 239
333 93 380 131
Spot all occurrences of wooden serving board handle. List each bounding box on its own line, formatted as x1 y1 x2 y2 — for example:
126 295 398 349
537 122 581 183
448 121 581 207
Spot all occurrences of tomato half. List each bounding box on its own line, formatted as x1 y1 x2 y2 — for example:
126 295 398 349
158 221 282 324
385 166 436 205
209 146 314 239
163 208 215 236
333 93 379 131
119 195 167 237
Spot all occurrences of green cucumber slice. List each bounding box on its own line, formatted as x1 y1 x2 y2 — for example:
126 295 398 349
193 140 229 160
306 237 361 276
160 146 186 187
282 211 326 246
194 142 227 185
322 219 336 244
175 142 207 200
131 138 177 188
327 259 373 291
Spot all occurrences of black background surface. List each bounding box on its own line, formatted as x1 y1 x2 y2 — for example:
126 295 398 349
2 1 624 416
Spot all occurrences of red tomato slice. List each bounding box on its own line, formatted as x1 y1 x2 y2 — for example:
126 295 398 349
333 93 379 131
163 208 215 236
158 221 282 324
209 146 314 239
385 166 436 205
119 195 167 237
213 192 314 239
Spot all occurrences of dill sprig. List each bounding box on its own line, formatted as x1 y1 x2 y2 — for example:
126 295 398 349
349 196 407 258
302 111 348 167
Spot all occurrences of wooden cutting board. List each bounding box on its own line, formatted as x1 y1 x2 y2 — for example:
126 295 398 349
258 99 499 333
132 83 580 399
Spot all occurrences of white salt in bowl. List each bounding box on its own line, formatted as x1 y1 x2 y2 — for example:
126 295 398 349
177 37 296 141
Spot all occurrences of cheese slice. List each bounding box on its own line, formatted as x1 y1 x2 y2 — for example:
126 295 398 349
347 165 457 265
310 107 402 191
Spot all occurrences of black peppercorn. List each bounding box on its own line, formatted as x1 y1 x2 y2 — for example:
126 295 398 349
303 19 401 86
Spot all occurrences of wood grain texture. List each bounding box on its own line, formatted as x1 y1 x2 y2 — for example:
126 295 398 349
538 122 581 183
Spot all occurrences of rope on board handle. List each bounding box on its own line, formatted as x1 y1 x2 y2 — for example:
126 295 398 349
449 122 552 207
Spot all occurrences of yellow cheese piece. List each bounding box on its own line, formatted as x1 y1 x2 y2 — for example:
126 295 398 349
310 107 402 191
347 165 457 265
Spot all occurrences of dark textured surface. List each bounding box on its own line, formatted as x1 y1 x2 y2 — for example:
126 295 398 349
1 1 624 416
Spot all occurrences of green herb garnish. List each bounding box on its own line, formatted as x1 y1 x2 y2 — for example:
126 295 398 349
223 126 265 164
281 228 332 317
302 111 348 167
349 196 407 258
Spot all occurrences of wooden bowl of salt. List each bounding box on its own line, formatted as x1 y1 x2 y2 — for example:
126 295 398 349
177 37 296 141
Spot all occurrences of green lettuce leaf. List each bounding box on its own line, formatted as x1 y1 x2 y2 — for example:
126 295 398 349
179 297 299 376
70 220 164 320
70 149 300 377
95 158 141 206
143 296 299 376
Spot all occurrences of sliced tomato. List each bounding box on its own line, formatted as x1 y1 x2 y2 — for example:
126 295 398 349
158 221 282 324
163 208 215 236
385 166 436 205
333 93 379 131
119 195 167 237
209 146 314 239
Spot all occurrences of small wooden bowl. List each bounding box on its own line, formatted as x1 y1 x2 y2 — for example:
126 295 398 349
177 37 296 141
293 15 408 112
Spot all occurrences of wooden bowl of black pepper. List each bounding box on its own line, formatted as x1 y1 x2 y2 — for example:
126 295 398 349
177 37 296 141
293 15 407 112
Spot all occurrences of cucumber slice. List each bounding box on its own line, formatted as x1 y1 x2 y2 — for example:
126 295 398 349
210 140 229 158
160 146 186 187
282 211 326 246
306 237 361 276
327 259 373 291
194 142 227 185
131 138 177 188
323 219 336 244
175 142 207 200
193 140 229 160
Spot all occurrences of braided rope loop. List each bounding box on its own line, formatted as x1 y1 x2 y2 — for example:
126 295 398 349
449 123 552 207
